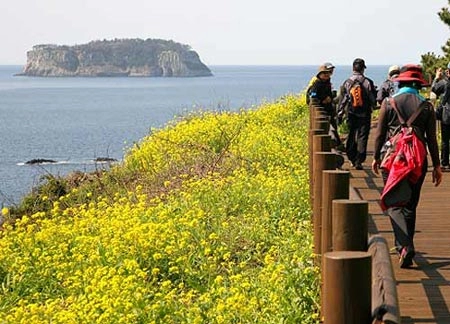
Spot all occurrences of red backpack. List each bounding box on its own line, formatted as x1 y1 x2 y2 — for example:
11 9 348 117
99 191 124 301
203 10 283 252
380 98 427 210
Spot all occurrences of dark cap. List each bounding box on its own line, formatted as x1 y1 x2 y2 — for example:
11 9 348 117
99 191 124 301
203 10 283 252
323 62 335 70
353 58 367 70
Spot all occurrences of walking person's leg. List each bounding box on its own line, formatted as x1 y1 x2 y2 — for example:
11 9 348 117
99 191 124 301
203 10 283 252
441 124 450 167
356 115 371 165
388 163 427 268
345 114 358 166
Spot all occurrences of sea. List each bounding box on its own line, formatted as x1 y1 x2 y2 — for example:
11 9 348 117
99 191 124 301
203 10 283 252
0 65 390 206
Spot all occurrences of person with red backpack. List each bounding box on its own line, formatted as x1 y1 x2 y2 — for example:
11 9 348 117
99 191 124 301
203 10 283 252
337 58 377 170
372 64 442 268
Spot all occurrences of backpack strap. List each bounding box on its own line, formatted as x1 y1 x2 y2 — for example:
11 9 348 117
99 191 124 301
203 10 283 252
388 97 425 127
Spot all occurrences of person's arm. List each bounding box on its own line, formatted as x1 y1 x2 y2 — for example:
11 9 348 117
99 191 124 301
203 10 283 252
431 69 445 97
368 78 377 108
442 79 450 105
337 82 349 122
376 81 388 104
372 99 389 174
423 102 442 186
426 103 441 168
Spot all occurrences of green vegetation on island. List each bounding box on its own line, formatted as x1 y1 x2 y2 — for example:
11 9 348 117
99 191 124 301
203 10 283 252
19 38 212 77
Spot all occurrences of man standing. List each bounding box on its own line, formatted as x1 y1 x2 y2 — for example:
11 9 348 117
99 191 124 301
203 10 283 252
432 62 450 168
308 63 342 149
431 63 450 101
337 58 377 170
377 65 400 105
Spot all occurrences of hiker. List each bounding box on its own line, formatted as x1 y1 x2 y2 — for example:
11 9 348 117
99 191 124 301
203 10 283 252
307 63 342 149
433 63 450 168
306 62 335 96
337 58 377 170
376 65 400 105
431 63 450 101
372 64 442 268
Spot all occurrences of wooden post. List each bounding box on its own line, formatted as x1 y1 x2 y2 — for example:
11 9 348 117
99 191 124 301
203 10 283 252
314 108 328 119
310 104 325 128
313 134 332 153
332 199 368 251
323 251 371 324
314 117 330 134
312 152 336 260
321 171 350 254
308 129 326 204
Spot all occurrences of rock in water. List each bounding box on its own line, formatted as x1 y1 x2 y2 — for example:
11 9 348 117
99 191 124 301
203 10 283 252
18 38 213 77
25 159 57 165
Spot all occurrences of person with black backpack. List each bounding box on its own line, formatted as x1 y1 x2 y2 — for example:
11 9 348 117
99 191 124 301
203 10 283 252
372 64 442 268
337 58 377 170
376 65 400 105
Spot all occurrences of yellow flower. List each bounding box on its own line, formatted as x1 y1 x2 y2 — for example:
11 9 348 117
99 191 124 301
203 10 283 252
1 207 9 216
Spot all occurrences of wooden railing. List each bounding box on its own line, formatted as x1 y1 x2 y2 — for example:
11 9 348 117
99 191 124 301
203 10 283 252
308 103 400 324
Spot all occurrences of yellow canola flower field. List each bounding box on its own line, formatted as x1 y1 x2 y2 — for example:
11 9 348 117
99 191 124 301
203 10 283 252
0 95 320 323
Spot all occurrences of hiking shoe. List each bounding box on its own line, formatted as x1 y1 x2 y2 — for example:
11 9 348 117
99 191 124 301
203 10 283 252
399 247 414 268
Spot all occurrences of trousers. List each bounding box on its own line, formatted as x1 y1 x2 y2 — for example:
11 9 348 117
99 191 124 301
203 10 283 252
382 162 427 252
345 113 371 164
440 123 450 166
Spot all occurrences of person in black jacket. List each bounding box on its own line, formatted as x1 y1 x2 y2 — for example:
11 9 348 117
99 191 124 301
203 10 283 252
376 65 400 105
308 64 342 148
337 58 377 170
432 62 450 168
372 64 442 268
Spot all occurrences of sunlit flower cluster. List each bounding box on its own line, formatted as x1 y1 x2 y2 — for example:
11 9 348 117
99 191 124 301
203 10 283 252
0 95 320 323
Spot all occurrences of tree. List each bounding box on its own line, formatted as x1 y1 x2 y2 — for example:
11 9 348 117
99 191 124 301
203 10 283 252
421 0 450 80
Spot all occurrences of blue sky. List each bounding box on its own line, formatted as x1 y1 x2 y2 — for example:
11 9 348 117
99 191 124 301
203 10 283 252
0 0 448 66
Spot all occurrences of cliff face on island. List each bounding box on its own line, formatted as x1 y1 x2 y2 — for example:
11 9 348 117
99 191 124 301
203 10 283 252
19 38 213 77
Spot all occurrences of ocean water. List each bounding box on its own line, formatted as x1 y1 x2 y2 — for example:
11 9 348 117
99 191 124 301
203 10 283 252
0 65 389 206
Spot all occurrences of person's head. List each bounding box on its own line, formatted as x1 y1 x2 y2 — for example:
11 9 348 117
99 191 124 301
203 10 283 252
388 65 400 79
316 64 333 80
393 64 429 90
352 58 366 73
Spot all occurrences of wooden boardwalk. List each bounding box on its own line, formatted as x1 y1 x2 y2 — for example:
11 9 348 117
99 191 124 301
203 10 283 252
348 124 450 324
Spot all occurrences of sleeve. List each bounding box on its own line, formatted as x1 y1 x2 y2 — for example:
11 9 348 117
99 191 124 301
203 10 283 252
442 80 450 105
337 82 349 117
425 103 440 167
376 81 388 104
431 79 446 97
373 99 390 161
368 78 377 107
309 80 320 99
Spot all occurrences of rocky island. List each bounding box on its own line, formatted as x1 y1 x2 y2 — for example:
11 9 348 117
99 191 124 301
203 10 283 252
18 38 212 77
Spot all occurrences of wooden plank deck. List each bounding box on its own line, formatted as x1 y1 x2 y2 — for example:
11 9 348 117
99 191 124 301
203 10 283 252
348 124 450 324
